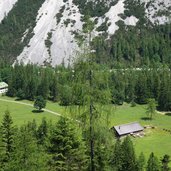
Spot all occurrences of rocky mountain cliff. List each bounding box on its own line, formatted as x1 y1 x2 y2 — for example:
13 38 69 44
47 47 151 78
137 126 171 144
0 0 171 66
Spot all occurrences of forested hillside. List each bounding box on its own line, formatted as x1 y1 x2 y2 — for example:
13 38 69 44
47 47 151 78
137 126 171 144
0 0 45 62
0 61 171 111
0 0 170 66
92 23 171 65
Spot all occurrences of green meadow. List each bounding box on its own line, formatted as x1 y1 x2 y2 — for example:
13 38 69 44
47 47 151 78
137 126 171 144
0 96 171 160
0 96 64 125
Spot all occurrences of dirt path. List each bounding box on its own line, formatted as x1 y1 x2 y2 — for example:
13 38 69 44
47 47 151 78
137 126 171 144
157 111 166 115
0 98 80 122
156 111 171 115
0 98 61 117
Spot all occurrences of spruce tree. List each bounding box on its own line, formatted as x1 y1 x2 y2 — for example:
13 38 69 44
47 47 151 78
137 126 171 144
161 154 170 171
25 77 37 101
48 117 88 171
8 125 48 171
137 152 145 171
135 73 148 104
38 73 49 99
121 136 137 171
111 139 123 171
37 118 48 145
147 152 160 171
91 125 113 171
26 119 37 138
146 98 157 120
50 76 58 102
0 110 14 166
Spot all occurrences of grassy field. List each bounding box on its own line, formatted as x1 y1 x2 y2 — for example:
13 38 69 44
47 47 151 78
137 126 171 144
0 96 171 160
110 103 171 129
134 128 171 159
0 96 66 125
109 103 171 160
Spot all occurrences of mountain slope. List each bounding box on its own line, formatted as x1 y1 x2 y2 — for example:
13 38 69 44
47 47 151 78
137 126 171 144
0 0 18 23
16 0 139 66
144 0 171 24
17 0 82 65
0 0 171 66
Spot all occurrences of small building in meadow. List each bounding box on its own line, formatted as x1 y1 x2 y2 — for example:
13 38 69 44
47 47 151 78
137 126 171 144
113 122 144 137
0 82 8 94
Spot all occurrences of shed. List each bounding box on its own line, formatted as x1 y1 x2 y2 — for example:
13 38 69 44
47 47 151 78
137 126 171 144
0 82 8 94
113 122 144 137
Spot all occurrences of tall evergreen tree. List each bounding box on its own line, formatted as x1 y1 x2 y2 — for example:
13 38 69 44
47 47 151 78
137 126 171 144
137 152 145 171
50 76 59 102
25 77 37 101
48 117 88 171
37 73 49 99
135 73 148 104
147 152 160 171
161 154 170 171
37 118 48 145
111 139 123 171
146 98 157 120
7 125 48 171
0 110 14 168
121 136 137 171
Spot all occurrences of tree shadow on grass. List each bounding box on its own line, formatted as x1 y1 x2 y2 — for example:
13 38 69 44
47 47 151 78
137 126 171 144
32 110 44 113
15 98 23 101
141 117 152 121
165 113 171 116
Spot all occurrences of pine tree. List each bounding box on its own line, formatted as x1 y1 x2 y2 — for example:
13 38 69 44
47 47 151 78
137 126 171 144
72 30 112 171
37 118 48 145
7 125 48 171
25 77 37 100
37 73 49 99
0 110 14 167
26 119 37 138
146 98 157 120
121 136 137 171
50 76 58 102
158 69 171 111
48 117 88 171
90 125 113 171
111 139 123 171
147 152 160 171
6 75 16 97
135 73 148 104
137 152 145 171
59 85 72 106
161 154 170 171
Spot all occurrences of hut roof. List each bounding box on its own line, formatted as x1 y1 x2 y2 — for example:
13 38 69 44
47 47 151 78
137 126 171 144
114 122 144 136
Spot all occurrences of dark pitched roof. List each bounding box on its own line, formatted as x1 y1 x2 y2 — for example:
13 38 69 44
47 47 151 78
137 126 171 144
114 122 144 136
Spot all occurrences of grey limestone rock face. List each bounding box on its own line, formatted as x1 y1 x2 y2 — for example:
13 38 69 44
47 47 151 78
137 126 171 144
0 0 170 66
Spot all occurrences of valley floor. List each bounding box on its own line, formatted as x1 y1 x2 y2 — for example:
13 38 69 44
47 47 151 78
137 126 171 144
0 96 171 161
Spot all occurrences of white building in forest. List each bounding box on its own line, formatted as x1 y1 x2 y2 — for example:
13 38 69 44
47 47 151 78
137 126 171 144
0 82 8 94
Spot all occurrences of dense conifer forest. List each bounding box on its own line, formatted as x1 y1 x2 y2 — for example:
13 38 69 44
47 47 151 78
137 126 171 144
0 61 171 111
